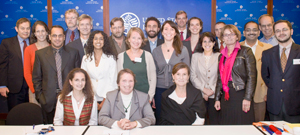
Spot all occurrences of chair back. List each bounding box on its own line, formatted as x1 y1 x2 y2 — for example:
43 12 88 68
6 103 44 125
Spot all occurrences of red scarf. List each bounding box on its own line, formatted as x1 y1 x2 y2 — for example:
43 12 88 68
219 42 240 100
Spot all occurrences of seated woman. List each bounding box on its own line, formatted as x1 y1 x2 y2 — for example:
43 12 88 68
99 69 155 130
53 68 97 125
160 62 206 125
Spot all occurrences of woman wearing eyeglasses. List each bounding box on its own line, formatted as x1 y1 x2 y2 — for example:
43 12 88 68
214 25 257 125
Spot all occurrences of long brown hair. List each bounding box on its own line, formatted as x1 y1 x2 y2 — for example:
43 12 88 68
59 68 94 103
161 20 182 56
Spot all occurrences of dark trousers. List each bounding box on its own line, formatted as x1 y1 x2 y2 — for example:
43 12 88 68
269 103 300 123
205 98 220 125
7 79 29 111
0 96 8 113
154 87 168 125
42 107 55 124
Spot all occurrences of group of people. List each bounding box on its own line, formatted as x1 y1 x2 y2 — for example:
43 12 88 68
0 9 300 129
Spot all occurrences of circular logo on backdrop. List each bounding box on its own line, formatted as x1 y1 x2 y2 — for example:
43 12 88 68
120 12 140 34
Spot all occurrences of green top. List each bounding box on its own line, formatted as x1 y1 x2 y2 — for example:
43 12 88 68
123 51 149 94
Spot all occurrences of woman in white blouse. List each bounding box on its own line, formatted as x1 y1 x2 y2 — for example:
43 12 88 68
190 32 220 124
81 30 118 111
54 68 97 125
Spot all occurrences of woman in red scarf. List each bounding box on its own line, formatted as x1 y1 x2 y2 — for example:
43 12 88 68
214 25 257 125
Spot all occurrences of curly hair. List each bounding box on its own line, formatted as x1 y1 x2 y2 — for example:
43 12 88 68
59 68 94 103
196 32 220 53
29 21 50 44
85 30 117 62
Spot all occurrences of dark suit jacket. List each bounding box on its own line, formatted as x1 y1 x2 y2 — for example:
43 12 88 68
66 38 85 63
261 43 300 116
182 40 201 59
141 38 164 53
32 45 80 112
0 36 28 93
64 29 79 45
109 36 129 54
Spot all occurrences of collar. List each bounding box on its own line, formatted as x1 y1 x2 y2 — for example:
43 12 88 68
17 35 29 43
221 41 241 57
51 45 63 53
148 38 158 44
112 35 125 41
262 35 275 41
279 42 293 50
179 28 187 33
80 37 88 44
67 28 78 33
244 39 258 48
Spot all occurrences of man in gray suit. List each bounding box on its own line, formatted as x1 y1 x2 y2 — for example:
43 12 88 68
142 17 164 53
67 14 93 63
32 25 80 124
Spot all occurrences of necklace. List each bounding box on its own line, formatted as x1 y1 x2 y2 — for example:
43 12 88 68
167 49 170 52
123 101 131 113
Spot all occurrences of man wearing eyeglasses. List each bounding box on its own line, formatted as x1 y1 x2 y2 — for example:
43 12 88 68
240 21 272 122
261 20 300 123
32 25 80 124
258 14 278 46
64 9 80 45
109 17 129 54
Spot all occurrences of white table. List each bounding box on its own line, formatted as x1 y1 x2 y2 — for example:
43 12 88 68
0 125 263 135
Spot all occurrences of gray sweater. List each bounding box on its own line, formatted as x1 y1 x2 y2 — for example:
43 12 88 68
152 45 190 89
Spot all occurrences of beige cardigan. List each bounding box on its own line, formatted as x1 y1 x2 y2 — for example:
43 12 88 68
117 50 156 101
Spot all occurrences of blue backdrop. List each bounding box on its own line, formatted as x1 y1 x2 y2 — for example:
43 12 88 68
52 0 104 32
0 0 48 43
273 0 300 44
109 0 211 37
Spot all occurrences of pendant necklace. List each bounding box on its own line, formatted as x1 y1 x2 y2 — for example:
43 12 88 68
123 101 132 113
167 49 170 52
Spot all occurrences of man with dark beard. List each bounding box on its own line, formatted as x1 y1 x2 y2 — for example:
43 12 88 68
109 17 129 54
261 20 300 123
240 21 272 122
142 17 164 53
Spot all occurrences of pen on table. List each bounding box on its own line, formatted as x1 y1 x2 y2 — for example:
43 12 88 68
33 124 35 130
82 125 90 135
262 125 274 135
253 125 267 135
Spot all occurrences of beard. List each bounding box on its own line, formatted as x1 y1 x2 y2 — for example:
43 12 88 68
146 30 158 38
277 35 291 43
112 32 123 38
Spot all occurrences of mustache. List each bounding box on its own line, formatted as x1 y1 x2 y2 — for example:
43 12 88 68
247 34 257 36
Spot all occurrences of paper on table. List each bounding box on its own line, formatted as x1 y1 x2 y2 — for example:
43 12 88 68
25 124 54 135
103 129 130 135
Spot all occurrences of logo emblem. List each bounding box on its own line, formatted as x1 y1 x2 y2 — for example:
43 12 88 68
30 14 33 18
250 14 253 17
60 15 64 18
120 12 140 34
240 5 243 9
224 14 228 17
234 22 238 25
281 13 284 17
265 5 267 8
5 15 8 18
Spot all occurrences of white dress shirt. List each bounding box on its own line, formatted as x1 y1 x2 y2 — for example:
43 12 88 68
53 91 98 125
168 90 204 125
244 40 258 55
179 28 188 40
218 38 226 49
81 53 118 101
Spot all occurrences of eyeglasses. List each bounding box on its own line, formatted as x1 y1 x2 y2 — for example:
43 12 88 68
260 24 272 29
245 29 259 32
223 33 236 38
275 28 289 34
66 17 76 20
51 34 64 38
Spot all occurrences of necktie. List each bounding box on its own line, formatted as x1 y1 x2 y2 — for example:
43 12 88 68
23 40 27 55
180 31 184 41
281 48 287 72
70 31 75 42
84 43 87 54
220 41 224 52
55 50 63 90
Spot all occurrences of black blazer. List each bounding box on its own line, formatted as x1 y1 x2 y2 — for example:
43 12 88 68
66 38 85 63
182 40 201 59
142 38 164 53
261 43 300 116
32 45 80 112
0 36 28 93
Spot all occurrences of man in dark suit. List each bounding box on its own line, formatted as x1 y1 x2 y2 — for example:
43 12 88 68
175 10 190 41
0 18 31 112
64 9 80 45
67 14 93 63
32 25 80 124
261 20 300 123
142 17 164 53
109 17 129 54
